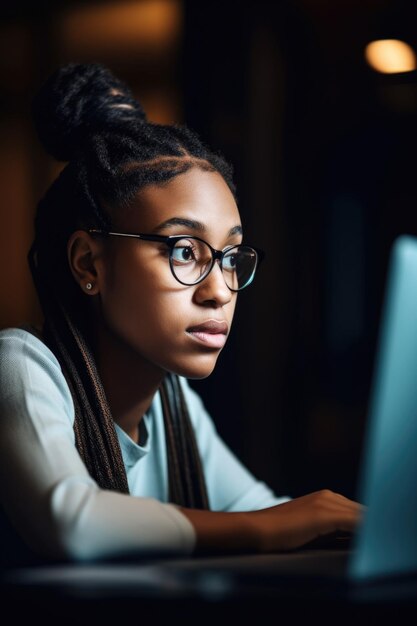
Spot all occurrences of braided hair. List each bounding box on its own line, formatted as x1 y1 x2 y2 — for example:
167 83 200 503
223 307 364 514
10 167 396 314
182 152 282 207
28 63 236 508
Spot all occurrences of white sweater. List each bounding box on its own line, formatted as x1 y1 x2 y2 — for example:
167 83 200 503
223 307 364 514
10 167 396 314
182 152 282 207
0 327 289 566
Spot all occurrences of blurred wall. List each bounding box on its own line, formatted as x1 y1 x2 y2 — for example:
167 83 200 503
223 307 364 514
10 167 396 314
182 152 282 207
0 0 183 328
180 0 417 499
1 0 417 500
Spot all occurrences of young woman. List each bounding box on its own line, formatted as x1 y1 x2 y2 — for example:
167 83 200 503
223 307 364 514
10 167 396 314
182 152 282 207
0 64 361 567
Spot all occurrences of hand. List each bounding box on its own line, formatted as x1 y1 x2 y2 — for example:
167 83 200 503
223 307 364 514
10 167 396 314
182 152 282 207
247 489 363 552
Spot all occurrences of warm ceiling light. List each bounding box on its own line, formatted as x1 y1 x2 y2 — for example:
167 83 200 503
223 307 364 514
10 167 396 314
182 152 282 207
365 39 417 74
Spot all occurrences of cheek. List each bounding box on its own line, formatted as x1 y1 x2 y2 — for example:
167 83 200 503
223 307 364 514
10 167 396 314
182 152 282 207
101 248 160 309
99 255 187 342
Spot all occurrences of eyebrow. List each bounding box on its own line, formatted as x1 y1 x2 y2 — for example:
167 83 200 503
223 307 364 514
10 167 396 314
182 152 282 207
153 217 243 237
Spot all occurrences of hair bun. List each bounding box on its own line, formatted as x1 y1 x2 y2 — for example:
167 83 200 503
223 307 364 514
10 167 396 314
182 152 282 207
32 63 147 162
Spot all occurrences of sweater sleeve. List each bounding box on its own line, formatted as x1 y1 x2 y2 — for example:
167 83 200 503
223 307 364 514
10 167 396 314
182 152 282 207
179 378 291 512
0 328 196 563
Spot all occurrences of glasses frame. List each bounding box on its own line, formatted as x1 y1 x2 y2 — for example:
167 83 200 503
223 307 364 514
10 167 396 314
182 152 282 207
87 229 264 292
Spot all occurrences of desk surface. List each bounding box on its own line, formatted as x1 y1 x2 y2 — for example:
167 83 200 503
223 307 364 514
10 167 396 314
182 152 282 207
2 548 417 623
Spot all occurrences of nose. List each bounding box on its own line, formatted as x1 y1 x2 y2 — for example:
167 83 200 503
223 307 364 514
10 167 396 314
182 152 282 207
193 260 233 307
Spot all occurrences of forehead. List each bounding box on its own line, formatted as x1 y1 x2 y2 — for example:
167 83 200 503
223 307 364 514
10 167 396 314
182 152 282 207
116 168 241 234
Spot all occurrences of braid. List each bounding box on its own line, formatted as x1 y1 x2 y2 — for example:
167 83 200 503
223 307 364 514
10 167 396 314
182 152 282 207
29 63 236 507
28 246 129 493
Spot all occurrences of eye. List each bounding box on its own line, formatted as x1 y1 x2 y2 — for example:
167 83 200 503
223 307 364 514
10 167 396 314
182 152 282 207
171 239 198 265
222 247 239 271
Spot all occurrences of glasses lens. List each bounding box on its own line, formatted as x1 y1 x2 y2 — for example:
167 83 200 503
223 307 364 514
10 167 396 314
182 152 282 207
222 246 258 290
171 238 212 285
170 238 258 290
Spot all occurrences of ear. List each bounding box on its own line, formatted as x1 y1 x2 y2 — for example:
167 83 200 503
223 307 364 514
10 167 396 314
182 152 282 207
67 230 104 296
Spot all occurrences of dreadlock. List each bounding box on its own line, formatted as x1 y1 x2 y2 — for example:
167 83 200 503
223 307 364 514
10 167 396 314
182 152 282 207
28 63 236 508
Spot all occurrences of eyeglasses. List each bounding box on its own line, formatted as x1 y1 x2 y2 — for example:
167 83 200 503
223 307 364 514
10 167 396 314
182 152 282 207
88 229 264 292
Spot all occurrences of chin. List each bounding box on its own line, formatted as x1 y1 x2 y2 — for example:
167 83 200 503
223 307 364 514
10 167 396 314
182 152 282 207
170 354 219 380
185 370 214 381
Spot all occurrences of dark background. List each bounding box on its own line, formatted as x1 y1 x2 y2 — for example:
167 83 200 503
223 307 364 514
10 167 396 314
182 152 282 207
1 0 417 501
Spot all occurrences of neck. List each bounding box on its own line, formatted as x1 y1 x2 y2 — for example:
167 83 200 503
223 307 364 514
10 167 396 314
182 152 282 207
91 321 165 444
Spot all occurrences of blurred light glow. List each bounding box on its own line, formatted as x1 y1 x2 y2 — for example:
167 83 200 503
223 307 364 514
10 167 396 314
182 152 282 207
365 39 417 74
61 0 181 56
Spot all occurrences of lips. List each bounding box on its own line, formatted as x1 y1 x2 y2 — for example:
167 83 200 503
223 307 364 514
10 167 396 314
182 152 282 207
187 320 228 335
186 320 229 349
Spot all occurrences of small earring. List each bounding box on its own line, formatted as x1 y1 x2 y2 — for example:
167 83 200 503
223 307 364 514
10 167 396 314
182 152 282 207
85 282 93 291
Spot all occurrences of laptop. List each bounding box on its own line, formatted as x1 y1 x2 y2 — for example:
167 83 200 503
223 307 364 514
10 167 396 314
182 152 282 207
348 233 417 583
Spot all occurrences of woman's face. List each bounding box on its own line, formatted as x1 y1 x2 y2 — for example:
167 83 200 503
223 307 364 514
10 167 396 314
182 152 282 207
88 168 242 379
